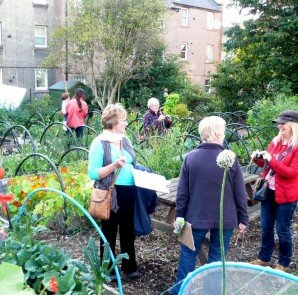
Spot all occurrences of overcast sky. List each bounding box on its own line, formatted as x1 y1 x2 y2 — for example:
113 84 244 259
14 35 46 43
218 0 255 27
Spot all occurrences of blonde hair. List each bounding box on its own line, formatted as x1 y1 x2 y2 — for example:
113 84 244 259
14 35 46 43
102 103 127 130
199 116 226 144
147 97 160 108
273 121 298 147
61 92 70 100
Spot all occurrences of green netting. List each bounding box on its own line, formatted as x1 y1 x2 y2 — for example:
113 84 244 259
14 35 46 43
179 262 298 295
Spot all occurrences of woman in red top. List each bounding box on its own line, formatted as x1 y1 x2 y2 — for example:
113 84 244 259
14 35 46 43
250 110 298 271
66 88 88 139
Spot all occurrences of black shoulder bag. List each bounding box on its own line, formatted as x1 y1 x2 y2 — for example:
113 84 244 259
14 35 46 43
253 146 292 202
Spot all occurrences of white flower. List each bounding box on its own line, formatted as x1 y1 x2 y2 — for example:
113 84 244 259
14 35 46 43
216 149 236 169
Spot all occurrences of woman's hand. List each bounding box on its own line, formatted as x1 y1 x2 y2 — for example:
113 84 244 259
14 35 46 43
157 114 166 121
238 223 247 233
251 150 260 160
261 151 272 162
113 156 126 169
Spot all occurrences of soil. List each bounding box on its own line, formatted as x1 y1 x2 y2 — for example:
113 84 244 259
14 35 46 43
40 204 298 295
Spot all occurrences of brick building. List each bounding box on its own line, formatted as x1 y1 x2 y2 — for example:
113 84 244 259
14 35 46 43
0 0 222 99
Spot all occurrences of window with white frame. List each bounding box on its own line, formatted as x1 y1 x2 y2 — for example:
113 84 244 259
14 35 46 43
75 76 86 84
181 8 189 26
35 69 48 90
180 43 187 60
205 79 212 93
206 45 214 62
207 12 215 30
34 25 47 47
0 22 2 45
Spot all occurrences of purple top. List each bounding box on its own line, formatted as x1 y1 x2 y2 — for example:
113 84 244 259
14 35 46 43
143 109 171 134
175 143 248 229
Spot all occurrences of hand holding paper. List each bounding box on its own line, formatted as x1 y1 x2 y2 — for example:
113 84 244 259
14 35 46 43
133 169 171 193
178 221 195 251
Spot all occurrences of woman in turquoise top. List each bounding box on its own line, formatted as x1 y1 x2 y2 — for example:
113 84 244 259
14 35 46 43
88 103 139 280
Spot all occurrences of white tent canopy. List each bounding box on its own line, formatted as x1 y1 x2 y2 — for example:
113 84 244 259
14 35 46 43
0 84 27 109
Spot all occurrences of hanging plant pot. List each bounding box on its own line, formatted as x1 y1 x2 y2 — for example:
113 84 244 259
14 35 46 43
0 167 5 179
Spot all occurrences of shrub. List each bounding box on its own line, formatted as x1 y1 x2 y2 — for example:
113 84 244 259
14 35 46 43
171 103 190 118
180 83 220 118
163 93 180 115
247 94 298 128
137 129 185 179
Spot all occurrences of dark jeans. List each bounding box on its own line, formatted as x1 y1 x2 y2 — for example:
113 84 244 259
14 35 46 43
259 188 297 267
100 185 137 274
172 228 233 295
70 126 84 139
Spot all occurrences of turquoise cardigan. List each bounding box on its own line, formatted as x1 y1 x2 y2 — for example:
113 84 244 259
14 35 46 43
88 137 135 185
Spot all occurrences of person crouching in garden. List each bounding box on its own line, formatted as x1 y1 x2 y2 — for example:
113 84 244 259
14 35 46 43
88 103 139 280
250 110 298 272
172 116 248 294
66 88 88 139
143 97 172 135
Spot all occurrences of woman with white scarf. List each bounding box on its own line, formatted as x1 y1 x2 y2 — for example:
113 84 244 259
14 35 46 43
88 103 139 280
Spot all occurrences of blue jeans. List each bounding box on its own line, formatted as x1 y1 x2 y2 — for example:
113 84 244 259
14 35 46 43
259 188 297 267
172 228 233 295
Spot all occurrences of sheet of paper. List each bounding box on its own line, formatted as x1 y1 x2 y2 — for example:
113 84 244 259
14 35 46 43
178 222 195 251
133 169 171 193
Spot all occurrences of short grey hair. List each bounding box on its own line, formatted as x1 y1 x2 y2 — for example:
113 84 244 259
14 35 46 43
147 97 160 108
198 116 226 143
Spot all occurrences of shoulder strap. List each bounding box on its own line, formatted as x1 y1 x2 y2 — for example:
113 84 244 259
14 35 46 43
269 145 292 176
100 140 122 189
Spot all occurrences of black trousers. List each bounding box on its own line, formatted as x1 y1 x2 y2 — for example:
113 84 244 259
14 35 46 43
100 185 137 274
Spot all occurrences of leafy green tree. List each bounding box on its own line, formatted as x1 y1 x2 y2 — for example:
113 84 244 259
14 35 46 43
45 0 166 109
212 0 297 111
179 83 220 118
120 46 188 111
247 94 298 128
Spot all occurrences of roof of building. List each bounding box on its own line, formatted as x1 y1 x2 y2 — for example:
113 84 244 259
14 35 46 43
169 0 222 12
49 80 85 91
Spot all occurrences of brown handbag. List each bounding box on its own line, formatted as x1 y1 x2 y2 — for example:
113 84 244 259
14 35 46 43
89 141 123 220
89 187 113 220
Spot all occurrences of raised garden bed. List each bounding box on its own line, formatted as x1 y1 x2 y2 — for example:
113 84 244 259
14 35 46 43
37 203 298 295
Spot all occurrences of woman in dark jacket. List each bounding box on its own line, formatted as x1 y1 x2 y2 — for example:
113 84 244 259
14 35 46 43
143 97 172 135
172 116 248 295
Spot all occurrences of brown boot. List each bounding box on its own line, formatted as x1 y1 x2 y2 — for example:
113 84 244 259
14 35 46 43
274 264 288 272
250 259 271 267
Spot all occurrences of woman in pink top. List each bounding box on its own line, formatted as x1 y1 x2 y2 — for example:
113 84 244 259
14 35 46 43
65 88 88 139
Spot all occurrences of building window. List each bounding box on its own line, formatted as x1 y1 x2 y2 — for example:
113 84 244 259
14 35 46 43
205 79 212 93
35 69 48 90
75 76 86 84
181 8 189 26
206 45 214 62
180 43 187 60
207 12 215 30
0 22 2 45
34 25 47 47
